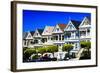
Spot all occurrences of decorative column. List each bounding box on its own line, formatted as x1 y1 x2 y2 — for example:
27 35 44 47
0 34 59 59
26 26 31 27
86 29 87 37
74 31 76 39
58 34 59 41
61 34 62 41
38 39 41 44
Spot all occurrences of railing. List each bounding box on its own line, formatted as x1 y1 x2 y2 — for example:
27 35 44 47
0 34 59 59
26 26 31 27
65 37 79 40
80 35 91 38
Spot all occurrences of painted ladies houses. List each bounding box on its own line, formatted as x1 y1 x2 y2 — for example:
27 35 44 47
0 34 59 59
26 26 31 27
23 31 34 48
79 17 91 42
64 20 81 54
52 24 66 52
33 29 44 48
42 26 54 45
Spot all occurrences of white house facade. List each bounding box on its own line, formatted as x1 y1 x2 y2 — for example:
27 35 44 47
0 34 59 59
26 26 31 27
33 29 44 48
79 17 91 42
23 31 34 48
64 20 81 54
23 17 91 56
52 24 66 52
42 26 54 45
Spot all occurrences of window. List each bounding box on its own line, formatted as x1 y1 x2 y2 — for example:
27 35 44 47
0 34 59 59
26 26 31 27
28 34 31 38
31 41 34 44
56 36 58 40
70 25 72 29
59 35 61 40
87 29 90 33
48 36 50 40
62 35 64 40
24 41 26 45
84 20 89 25
75 43 77 48
36 33 38 36
57 28 59 31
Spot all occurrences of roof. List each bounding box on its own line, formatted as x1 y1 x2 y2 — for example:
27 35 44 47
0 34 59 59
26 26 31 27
30 31 35 36
42 26 54 36
70 20 81 29
58 24 66 31
84 16 91 21
23 32 28 39
37 29 44 35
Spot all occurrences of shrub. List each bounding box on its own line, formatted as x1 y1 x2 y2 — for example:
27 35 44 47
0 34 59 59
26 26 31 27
80 41 91 49
80 50 91 60
80 41 91 60
32 54 39 60
46 45 58 53
37 47 47 54
62 44 73 52
24 48 36 59
37 45 58 54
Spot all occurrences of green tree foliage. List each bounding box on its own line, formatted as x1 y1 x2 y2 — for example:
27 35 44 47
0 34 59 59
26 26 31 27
80 41 91 53
62 44 73 52
24 48 36 59
32 54 39 59
37 45 58 54
80 41 91 49
37 47 47 54
46 45 58 53
80 41 91 60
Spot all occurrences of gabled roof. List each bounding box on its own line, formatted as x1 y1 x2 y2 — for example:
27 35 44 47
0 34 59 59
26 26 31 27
58 24 66 31
42 26 54 36
23 32 28 39
30 31 35 36
70 20 81 29
37 29 44 35
79 17 91 28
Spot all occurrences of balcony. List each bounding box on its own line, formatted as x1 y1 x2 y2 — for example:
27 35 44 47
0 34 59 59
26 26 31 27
64 37 79 42
80 34 91 39
52 40 65 44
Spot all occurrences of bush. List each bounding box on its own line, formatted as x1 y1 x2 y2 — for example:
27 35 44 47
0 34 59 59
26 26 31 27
37 45 58 54
46 45 58 53
80 41 91 60
24 48 36 59
80 50 91 60
37 47 47 54
32 54 39 60
80 41 91 49
62 44 73 52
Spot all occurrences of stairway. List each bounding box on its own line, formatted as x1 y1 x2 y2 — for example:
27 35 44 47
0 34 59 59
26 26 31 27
76 48 84 60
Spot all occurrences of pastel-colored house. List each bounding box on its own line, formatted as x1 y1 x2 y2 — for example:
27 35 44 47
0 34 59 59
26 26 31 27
23 31 34 48
79 17 91 42
52 24 66 52
33 29 44 48
42 26 54 45
64 20 81 54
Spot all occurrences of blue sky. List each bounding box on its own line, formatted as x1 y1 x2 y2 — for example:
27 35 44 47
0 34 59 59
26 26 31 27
23 10 91 32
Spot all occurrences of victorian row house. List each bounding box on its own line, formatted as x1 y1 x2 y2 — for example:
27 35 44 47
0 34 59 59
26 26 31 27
23 17 91 55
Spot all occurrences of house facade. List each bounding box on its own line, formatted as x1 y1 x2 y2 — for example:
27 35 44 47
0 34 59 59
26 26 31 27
42 26 54 45
33 29 44 48
23 31 34 48
64 20 81 54
23 17 91 56
52 24 66 52
79 17 91 42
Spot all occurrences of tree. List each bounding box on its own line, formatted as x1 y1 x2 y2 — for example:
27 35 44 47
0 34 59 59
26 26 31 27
80 41 91 49
46 45 58 53
23 48 36 60
80 41 91 59
37 47 47 54
62 44 73 54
